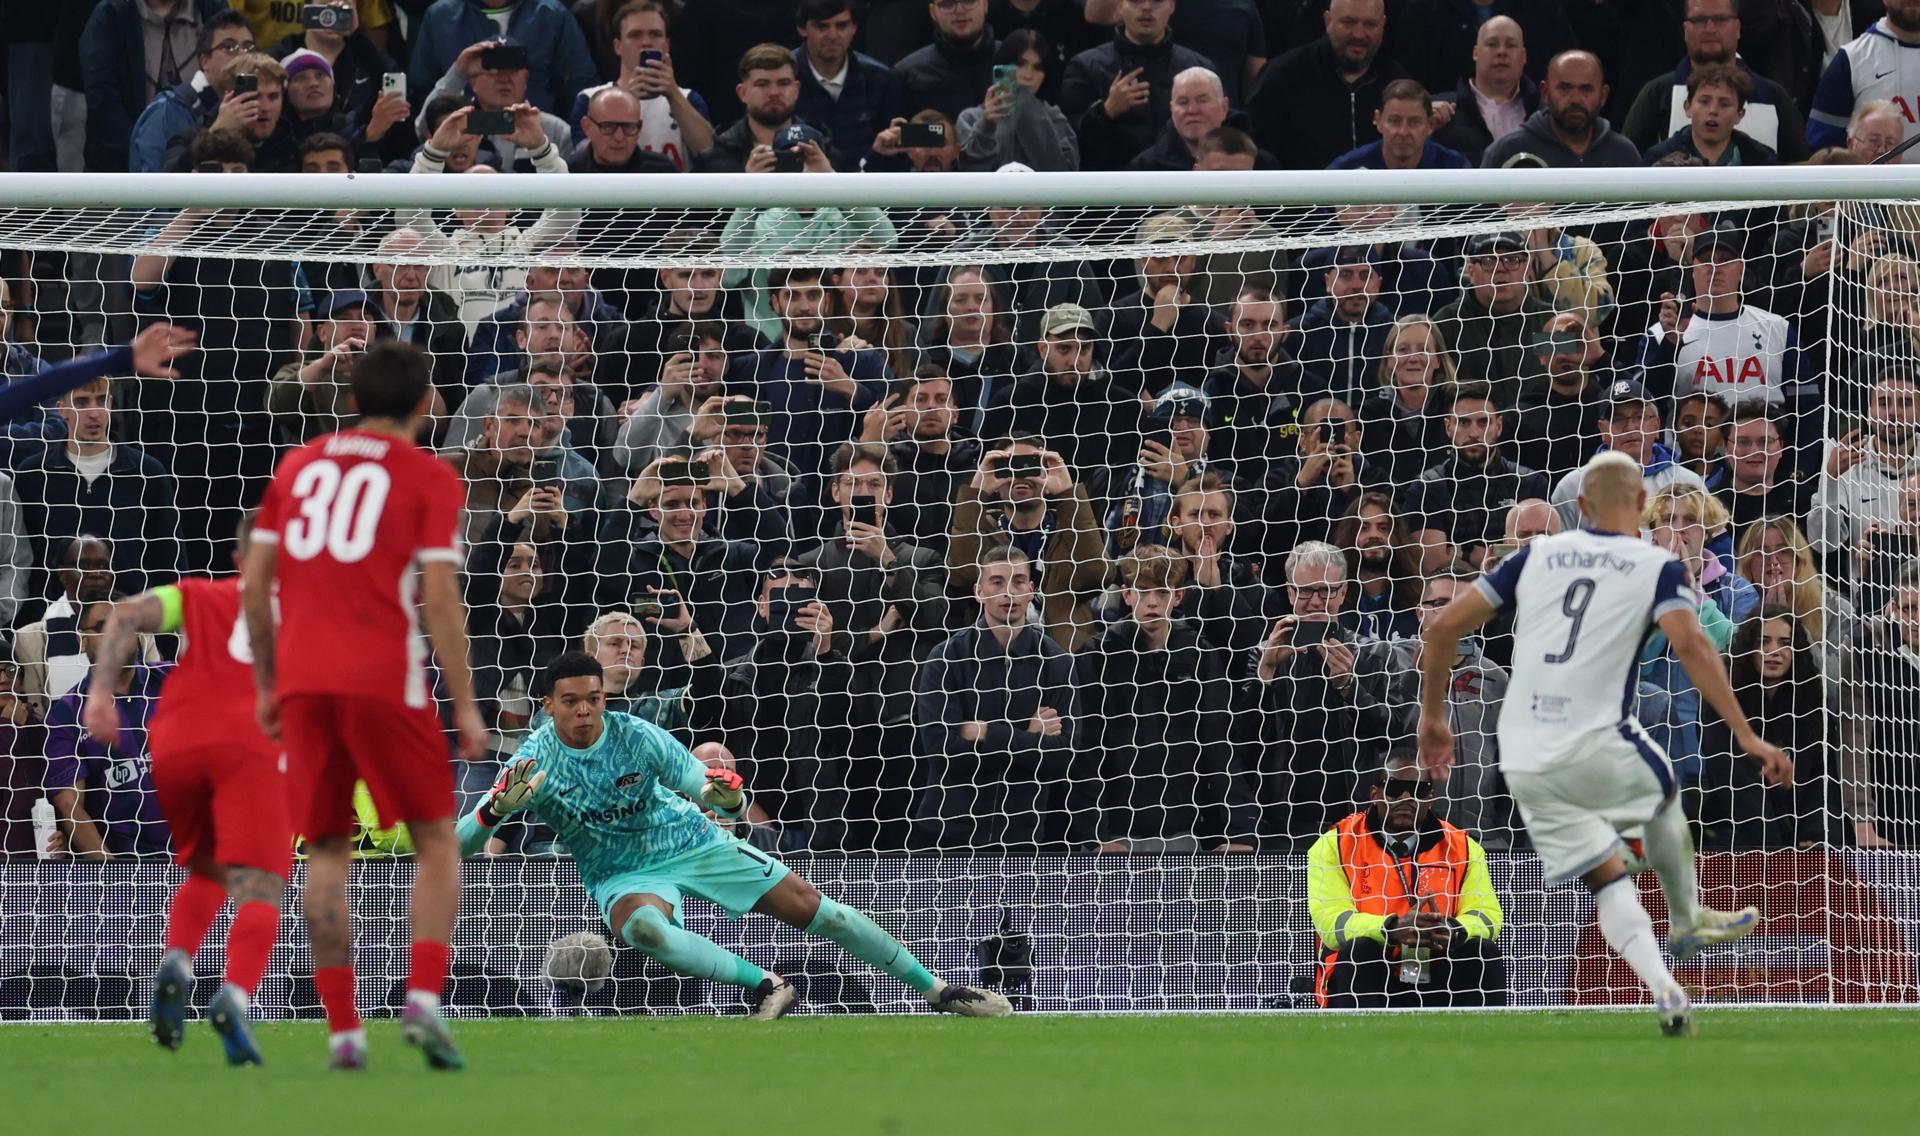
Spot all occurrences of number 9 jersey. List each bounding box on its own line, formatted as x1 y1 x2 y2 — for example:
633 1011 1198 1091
1474 527 1697 776
252 427 465 709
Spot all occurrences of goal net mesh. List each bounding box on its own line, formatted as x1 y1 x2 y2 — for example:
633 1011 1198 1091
0 179 1916 1018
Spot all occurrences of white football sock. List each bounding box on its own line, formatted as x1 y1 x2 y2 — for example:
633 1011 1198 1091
406 989 442 1012
1642 802 1703 932
1595 876 1681 999
222 983 250 1014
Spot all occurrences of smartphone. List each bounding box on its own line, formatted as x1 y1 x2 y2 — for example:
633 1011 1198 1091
529 455 562 488
357 158 383 174
480 44 529 72
772 148 804 173
1142 426 1173 450
382 72 407 97
631 599 664 619
723 399 769 427
301 4 350 31
991 63 1019 94
1316 420 1337 446
846 493 883 531
1004 452 1044 478
900 122 947 149
638 49 665 67
232 73 258 95
809 330 840 351
1287 618 1336 652
768 585 816 631
467 108 514 135
1535 328 1584 358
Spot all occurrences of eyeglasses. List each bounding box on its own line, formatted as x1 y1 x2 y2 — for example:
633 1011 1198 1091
210 40 256 55
586 117 642 136
1288 584 1342 598
1468 253 1529 271
1382 778 1437 800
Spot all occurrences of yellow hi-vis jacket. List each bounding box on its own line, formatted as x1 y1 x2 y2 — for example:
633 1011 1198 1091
1306 810 1503 954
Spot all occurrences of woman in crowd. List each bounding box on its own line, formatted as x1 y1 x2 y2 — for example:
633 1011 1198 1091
955 29 1078 173
827 255 916 381
1699 607 1838 850
1736 515 1858 677
1358 316 1457 485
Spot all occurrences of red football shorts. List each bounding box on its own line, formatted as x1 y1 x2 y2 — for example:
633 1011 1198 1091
151 744 293 877
280 693 455 839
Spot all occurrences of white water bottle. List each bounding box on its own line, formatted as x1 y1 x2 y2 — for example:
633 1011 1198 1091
31 797 57 860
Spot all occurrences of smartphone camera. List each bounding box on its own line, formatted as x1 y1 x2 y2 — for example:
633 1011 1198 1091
900 122 947 149
466 109 515 135
631 599 664 619
772 148 804 172
480 44 529 72
638 49 665 67
231 73 259 95
810 330 841 351
301 3 350 32
382 72 407 96
1004 452 1044 479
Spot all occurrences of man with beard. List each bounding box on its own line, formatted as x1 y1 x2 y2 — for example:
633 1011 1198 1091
1060 1 1217 172
1305 752 1507 1006
1401 383 1551 569
794 443 949 849
1483 51 1641 168
1623 0 1808 160
1202 285 1300 487
1103 386 1218 557
1334 490 1424 641
1811 1 1920 161
1001 303 1144 496
1101 211 1224 398
1245 0 1405 170
1510 311 1608 481
697 44 836 172
1261 396 1391 559
876 367 981 559
1812 368 1920 569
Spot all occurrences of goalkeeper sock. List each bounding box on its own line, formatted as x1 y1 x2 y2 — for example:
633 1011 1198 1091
619 905 766 989
805 896 938 995
1594 875 1681 999
314 965 362 1034
223 902 278 997
164 875 225 957
1642 802 1704 932
406 940 451 1009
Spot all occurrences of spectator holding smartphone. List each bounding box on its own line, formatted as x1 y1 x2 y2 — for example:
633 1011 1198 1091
697 44 834 173
957 29 1077 171
948 436 1106 650
568 0 714 168
163 53 300 172
128 11 256 174
265 0 396 126
408 3 597 118
413 35 572 169
267 289 387 445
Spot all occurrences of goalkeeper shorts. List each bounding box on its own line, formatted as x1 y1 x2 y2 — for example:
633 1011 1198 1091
590 832 791 929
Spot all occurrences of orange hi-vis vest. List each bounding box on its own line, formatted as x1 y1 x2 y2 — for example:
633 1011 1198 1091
1332 811 1471 930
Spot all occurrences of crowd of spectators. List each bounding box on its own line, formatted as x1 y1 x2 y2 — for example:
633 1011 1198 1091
0 0 1917 865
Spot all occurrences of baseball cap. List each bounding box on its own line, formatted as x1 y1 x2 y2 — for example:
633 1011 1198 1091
1152 385 1209 422
1041 302 1095 338
282 49 333 81
1693 224 1747 260
772 123 828 152
1464 231 1527 257
1604 378 1656 410
314 289 372 322
995 160 1036 174
1328 244 1379 267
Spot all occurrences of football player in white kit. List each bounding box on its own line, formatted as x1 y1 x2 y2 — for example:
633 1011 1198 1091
1416 452 1791 1035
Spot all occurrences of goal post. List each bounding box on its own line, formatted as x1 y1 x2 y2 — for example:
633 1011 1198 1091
0 168 1915 1018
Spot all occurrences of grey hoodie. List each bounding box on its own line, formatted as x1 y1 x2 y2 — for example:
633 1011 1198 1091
956 95 1079 172
1481 108 1642 169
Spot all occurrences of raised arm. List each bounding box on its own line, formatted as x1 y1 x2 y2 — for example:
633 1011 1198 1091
456 756 546 856
1657 604 1793 786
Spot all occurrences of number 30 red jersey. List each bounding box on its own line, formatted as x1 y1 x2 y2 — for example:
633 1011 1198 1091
253 428 465 708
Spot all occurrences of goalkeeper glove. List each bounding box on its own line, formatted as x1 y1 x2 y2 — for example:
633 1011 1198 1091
485 758 545 820
701 766 744 812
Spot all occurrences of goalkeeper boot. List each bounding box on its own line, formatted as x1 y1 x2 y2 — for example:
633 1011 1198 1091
1670 906 1760 964
927 984 1014 1018
149 950 193 1051
400 1002 466 1071
207 985 263 1067
748 974 798 1021
1656 986 1695 1038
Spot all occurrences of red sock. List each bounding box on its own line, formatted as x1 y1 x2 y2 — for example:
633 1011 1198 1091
407 940 451 1001
223 902 279 997
164 875 226 957
313 965 361 1033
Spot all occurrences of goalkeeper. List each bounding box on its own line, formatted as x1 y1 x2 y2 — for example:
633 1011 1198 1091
459 652 1013 1019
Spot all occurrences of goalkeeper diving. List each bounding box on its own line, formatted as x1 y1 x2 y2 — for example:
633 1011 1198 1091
460 652 1013 1018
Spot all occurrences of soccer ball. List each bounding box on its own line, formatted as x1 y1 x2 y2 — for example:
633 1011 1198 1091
546 932 614 993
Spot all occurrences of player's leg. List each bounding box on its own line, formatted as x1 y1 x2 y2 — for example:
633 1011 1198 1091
149 755 218 1051
607 891 772 993
1644 797 1760 961
350 700 463 1070
752 870 1012 1017
203 867 282 1067
1582 855 1692 1036
280 695 367 1068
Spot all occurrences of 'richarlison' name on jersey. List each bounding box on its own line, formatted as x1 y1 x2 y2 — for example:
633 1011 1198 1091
510 712 719 884
1537 547 1644 576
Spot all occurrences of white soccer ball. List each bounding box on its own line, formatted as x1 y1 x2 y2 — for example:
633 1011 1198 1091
546 931 614 993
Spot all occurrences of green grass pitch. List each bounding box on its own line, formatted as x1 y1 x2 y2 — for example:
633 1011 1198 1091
7 1010 1917 1133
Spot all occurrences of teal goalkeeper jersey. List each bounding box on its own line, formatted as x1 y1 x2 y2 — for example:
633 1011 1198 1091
457 711 733 885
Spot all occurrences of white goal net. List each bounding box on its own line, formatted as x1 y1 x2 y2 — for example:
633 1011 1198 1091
0 168 1915 1018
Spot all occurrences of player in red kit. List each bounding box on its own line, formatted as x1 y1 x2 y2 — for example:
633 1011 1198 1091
84 512 285 1067
242 341 487 1072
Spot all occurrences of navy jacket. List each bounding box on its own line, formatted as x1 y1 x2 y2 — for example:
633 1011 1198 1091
724 346 889 478
407 0 598 115
80 0 230 173
795 47 903 174
14 443 183 596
